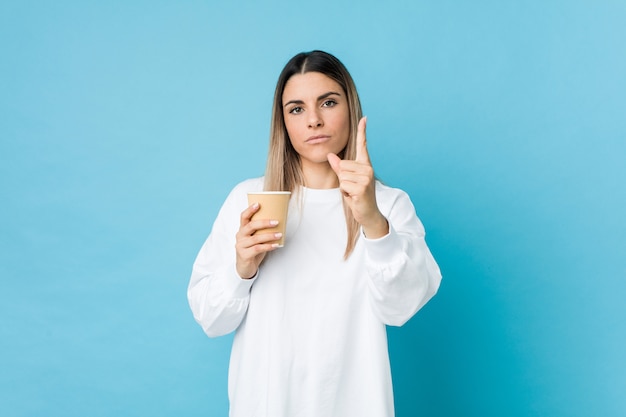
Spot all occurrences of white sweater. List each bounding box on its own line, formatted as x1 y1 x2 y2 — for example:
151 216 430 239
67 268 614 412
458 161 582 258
188 177 441 417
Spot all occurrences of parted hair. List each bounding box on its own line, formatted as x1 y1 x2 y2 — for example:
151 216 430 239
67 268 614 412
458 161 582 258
264 50 363 259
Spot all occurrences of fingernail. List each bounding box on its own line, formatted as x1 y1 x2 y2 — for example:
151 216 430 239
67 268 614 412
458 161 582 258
274 232 283 238
270 220 279 226
252 202 259 209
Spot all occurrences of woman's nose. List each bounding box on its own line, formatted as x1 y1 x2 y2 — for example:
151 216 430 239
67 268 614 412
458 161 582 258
308 111 323 128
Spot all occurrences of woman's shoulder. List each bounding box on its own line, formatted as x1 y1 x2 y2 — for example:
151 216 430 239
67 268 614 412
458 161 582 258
374 180 409 199
230 176 265 194
220 176 265 208
374 180 415 212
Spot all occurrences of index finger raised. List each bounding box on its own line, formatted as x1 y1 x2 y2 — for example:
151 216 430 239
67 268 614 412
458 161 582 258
355 116 370 164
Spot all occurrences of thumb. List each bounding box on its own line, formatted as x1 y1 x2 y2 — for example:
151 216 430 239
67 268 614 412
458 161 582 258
327 153 341 175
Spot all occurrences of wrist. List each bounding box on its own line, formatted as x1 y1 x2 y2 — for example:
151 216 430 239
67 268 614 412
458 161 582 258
361 213 389 239
236 262 258 280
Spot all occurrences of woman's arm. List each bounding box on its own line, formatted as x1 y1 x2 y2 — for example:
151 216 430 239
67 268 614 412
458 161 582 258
187 179 279 337
363 186 442 326
187 188 252 337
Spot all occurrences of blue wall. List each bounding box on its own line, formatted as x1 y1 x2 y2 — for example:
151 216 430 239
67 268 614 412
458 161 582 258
1 1 624 416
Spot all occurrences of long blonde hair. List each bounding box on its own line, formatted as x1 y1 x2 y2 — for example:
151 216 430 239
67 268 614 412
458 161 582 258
264 50 363 259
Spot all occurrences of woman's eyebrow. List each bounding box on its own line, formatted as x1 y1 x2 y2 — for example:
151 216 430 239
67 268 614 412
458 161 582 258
283 99 304 107
317 91 341 101
283 91 342 108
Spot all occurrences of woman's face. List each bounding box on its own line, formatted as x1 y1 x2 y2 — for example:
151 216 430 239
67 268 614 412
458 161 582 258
282 71 350 167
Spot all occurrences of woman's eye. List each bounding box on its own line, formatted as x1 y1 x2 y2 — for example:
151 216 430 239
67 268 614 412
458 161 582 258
322 100 337 107
289 106 303 114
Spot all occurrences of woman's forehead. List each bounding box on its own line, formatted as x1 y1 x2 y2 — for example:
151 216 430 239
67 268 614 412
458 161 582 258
282 72 343 101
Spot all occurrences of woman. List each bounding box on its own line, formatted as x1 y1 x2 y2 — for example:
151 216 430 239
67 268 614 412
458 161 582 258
188 50 441 417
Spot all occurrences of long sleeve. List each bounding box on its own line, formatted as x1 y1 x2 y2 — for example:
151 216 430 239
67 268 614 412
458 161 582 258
187 179 262 337
194 182 440 416
363 184 442 326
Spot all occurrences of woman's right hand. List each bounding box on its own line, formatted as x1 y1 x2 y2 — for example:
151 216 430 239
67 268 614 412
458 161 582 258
235 203 282 279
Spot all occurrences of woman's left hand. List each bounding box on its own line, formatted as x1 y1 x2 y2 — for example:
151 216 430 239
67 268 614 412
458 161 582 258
327 117 389 239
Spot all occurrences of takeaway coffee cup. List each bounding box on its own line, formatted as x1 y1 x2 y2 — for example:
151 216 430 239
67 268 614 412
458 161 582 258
247 191 291 247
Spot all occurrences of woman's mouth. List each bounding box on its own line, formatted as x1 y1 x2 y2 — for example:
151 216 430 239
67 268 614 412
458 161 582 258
306 135 330 144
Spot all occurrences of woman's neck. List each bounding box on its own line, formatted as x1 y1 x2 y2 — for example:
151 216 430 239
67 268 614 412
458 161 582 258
301 160 339 189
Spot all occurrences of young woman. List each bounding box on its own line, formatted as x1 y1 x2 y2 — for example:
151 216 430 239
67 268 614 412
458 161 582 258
188 50 441 417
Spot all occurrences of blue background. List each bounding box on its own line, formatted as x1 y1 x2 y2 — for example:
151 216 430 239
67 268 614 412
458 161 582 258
1 1 624 416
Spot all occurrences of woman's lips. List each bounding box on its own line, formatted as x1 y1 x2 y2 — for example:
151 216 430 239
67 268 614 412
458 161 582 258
306 135 330 144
